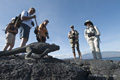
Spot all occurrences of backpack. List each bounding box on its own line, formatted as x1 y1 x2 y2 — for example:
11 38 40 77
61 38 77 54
13 14 22 28
34 26 38 35
14 12 28 28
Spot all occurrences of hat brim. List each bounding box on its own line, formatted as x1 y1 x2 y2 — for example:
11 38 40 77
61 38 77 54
84 22 93 26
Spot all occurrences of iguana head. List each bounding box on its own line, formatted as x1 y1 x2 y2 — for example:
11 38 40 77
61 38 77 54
50 44 60 51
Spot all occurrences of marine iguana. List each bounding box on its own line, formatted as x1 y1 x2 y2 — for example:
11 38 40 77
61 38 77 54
0 42 60 60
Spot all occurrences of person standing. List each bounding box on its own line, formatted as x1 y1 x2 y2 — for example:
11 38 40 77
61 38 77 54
19 8 36 47
35 20 49 42
84 20 102 59
3 18 18 51
68 25 82 59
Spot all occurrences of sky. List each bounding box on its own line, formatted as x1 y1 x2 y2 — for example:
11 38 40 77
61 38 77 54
0 0 120 59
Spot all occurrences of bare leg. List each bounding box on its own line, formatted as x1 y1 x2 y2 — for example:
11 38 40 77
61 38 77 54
76 42 82 59
72 48 76 58
8 44 14 51
20 38 28 47
78 51 82 59
3 43 10 51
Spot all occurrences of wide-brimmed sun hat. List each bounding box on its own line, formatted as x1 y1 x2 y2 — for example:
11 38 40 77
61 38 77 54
84 20 93 26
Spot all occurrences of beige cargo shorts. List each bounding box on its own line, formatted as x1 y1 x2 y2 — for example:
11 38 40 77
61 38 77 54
6 32 15 45
69 39 79 48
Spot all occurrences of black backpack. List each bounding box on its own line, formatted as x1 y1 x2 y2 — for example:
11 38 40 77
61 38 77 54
14 12 28 28
34 26 39 35
13 14 22 28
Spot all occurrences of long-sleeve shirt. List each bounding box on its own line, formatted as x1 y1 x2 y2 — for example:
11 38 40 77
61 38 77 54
84 26 100 41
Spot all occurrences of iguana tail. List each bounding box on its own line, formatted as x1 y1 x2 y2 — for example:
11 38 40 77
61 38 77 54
0 46 26 57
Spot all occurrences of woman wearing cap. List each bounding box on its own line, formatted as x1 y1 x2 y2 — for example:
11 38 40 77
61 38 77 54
68 25 82 59
84 20 102 59
37 20 49 42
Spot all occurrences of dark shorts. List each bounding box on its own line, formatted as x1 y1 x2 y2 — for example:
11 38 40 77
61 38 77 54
19 23 30 39
36 36 46 42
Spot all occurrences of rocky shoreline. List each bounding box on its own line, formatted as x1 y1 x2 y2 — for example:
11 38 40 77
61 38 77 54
65 59 120 80
0 56 120 80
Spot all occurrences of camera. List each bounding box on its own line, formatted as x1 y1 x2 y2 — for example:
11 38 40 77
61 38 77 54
88 33 95 37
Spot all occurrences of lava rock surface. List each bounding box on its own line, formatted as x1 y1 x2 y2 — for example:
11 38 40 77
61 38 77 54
65 59 120 80
1 56 120 80
0 56 88 80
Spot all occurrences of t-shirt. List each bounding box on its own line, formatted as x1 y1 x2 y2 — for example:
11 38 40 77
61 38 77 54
21 10 34 28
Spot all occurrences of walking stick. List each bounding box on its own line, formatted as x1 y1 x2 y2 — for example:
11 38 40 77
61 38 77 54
35 18 38 27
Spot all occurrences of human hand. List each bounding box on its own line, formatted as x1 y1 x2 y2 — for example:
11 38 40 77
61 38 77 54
32 15 36 18
13 30 18 34
47 36 49 39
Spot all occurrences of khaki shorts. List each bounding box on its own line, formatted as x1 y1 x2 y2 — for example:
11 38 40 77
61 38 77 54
70 42 79 48
69 39 79 48
6 32 15 45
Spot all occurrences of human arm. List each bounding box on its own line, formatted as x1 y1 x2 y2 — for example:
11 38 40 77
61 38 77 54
13 28 18 34
94 26 100 36
22 15 36 21
6 24 15 33
68 32 71 38
45 28 49 39
38 24 43 31
46 32 49 39
75 31 79 39
21 11 36 21
84 29 88 39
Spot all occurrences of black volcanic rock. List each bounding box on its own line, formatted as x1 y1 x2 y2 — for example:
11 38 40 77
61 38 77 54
1 56 120 80
65 59 120 80
0 56 88 80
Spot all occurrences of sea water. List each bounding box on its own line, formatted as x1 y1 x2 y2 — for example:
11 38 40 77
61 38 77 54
103 57 120 61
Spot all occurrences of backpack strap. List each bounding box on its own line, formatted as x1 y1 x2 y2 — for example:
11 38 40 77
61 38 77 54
74 30 79 35
27 12 28 16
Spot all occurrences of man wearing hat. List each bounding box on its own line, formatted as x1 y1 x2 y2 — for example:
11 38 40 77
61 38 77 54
68 25 82 59
84 20 102 59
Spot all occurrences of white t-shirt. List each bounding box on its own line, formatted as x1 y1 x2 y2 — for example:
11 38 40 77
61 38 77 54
21 10 34 28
